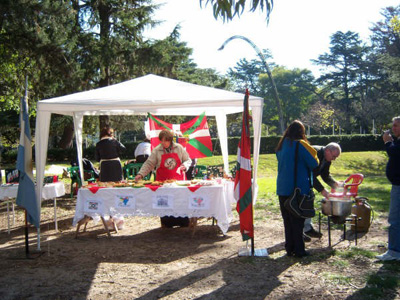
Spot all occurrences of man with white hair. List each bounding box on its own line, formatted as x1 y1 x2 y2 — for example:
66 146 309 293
377 116 400 261
304 142 342 240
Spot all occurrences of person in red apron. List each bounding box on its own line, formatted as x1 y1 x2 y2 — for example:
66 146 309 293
156 150 185 181
135 129 192 227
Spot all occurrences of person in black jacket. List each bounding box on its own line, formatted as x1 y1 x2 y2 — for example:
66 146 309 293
303 142 341 239
377 116 400 261
96 127 126 182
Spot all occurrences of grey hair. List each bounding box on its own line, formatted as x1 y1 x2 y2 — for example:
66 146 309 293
393 116 400 122
325 142 342 155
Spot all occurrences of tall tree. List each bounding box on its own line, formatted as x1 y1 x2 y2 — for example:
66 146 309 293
227 57 267 95
312 31 370 132
72 0 159 129
259 66 317 132
370 5 400 108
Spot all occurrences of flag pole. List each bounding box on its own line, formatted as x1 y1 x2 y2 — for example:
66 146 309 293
16 76 42 258
236 90 267 257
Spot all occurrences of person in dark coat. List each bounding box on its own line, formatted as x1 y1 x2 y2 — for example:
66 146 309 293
303 143 341 240
95 127 126 182
377 116 400 261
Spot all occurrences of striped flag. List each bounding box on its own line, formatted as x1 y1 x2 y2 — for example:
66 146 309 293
146 112 213 158
16 78 40 228
234 89 254 241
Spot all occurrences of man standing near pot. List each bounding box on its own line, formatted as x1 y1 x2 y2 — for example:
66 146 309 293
377 116 400 261
303 142 342 240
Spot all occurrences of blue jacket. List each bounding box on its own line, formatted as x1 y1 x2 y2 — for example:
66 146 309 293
385 138 400 185
276 138 319 196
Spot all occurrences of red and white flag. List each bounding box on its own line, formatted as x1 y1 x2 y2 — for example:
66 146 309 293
146 112 213 158
234 89 254 241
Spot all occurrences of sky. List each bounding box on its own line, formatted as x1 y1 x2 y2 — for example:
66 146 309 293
144 0 399 77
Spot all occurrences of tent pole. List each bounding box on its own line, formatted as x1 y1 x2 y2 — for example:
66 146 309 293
251 237 255 256
24 210 30 258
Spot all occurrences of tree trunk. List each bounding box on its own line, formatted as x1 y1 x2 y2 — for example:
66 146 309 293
99 116 110 131
58 121 74 149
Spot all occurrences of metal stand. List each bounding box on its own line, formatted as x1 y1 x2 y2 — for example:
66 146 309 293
238 240 268 257
319 212 360 248
344 214 361 246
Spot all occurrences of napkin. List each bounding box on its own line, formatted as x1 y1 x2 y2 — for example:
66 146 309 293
187 185 201 192
145 184 161 192
88 186 105 194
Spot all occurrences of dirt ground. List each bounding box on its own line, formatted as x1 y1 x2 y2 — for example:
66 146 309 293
0 190 398 300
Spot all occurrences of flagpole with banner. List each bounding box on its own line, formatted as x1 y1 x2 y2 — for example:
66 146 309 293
234 89 268 257
16 76 41 257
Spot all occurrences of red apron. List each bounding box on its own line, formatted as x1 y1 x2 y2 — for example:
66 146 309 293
156 151 185 181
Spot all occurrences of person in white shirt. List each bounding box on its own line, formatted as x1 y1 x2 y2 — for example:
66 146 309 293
134 138 151 163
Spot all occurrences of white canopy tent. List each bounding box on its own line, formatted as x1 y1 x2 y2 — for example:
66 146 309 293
35 73 264 211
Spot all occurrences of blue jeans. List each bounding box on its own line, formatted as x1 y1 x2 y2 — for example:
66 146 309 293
388 185 400 258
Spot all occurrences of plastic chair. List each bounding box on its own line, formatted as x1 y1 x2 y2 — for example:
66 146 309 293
123 163 152 180
330 173 364 199
193 165 208 179
67 166 97 197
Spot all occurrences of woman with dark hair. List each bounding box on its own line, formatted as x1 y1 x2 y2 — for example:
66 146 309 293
135 129 192 227
276 120 319 258
95 126 126 182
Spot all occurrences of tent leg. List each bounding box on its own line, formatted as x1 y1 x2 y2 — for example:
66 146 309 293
37 227 41 251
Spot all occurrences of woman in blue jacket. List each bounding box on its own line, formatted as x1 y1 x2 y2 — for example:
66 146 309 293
276 120 319 258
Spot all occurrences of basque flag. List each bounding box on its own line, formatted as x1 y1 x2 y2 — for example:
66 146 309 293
234 89 254 241
146 112 213 158
16 79 40 228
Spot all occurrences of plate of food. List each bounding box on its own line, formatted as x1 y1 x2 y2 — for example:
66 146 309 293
113 182 127 188
176 180 192 186
151 181 163 186
132 183 144 188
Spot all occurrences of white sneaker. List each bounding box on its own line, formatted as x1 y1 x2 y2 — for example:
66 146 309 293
376 252 400 261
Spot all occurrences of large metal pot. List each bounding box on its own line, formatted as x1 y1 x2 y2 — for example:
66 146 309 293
321 197 353 217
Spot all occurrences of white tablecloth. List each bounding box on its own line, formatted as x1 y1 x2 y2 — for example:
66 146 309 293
73 181 235 234
0 182 66 233
0 182 66 200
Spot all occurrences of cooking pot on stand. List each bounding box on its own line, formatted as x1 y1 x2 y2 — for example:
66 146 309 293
321 196 353 224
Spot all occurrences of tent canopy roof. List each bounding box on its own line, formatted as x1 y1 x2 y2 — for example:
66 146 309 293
38 74 263 116
35 74 264 237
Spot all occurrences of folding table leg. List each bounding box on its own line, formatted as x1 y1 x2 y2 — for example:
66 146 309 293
101 217 112 237
12 201 15 225
75 215 92 238
54 198 58 231
6 200 10 234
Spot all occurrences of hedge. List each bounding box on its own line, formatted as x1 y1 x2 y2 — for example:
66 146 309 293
0 134 386 163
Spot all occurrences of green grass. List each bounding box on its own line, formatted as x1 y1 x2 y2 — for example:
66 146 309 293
360 273 400 299
322 272 352 285
329 259 350 268
334 247 377 259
